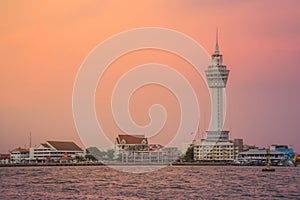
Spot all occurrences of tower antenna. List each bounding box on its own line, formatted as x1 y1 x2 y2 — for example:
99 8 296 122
216 27 218 44
215 27 220 55
29 132 32 148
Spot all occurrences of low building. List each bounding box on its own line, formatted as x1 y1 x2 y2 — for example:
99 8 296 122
10 147 29 164
270 144 294 159
29 141 84 162
237 148 287 164
234 139 244 153
194 141 238 161
0 154 10 164
115 134 148 155
115 134 180 164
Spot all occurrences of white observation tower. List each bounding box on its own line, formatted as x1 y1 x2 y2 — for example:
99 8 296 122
205 29 230 142
193 30 237 162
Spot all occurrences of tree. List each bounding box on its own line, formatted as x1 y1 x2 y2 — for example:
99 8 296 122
85 154 97 161
184 146 194 162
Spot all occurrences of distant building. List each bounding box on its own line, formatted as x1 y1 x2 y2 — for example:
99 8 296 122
234 139 244 153
270 144 294 159
0 154 10 164
114 134 148 155
115 134 179 164
29 141 84 162
10 147 29 163
237 149 287 163
194 141 237 161
237 144 294 164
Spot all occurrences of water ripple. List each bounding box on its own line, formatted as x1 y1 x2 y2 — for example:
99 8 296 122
0 166 299 199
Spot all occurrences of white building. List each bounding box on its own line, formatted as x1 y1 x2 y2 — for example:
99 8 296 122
10 147 29 164
29 141 84 162
0 154 10 164
115 134 148 155
238 149 287 163
194 31 237 161
194 141 237 161
115 134 180 164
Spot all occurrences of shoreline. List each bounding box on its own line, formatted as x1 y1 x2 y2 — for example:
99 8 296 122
1 162 297 167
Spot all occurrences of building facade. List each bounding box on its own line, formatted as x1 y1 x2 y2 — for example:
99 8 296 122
237 144 294 165
237 148 287 163
234 139 244 153
10 147 29 163
0 154 10 164
270 144 294 159
194 141 237 161
114 134 148 155
115 134 179 164
29 141 84 162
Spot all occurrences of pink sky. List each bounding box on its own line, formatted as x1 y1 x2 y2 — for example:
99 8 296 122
1 1 300 152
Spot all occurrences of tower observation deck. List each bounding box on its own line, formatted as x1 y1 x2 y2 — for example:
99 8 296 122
205 30 230 142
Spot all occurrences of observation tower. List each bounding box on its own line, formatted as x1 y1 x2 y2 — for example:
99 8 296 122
205 30 230 142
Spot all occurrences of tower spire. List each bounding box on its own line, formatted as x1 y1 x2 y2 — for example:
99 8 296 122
29 132 32 148
215 28 220 55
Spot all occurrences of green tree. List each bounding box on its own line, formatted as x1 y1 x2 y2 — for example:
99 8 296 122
184 146 194 162
85 154 97 161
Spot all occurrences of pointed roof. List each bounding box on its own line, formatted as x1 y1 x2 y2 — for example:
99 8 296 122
41 143 51 148
46 141 83 151
116 134 148 145
10 147 29 153
0 154 10 159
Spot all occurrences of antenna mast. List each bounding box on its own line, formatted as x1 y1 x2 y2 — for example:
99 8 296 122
29 132 32 148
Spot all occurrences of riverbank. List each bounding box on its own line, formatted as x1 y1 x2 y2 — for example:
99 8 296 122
1 161 298 167
0 162 104 167
0 162 228 167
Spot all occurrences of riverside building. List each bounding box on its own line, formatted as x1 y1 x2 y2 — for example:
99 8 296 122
115 134 179 164
29 141 84 162
10 147 29 164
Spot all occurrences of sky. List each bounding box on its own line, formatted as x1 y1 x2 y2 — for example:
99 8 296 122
1 0 300 152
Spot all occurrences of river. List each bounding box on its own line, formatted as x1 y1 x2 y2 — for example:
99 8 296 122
0 166 299 199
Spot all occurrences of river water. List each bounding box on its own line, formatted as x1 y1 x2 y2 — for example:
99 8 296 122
0 166 299 199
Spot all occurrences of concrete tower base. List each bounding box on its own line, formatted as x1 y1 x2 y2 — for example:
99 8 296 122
206 130 229 142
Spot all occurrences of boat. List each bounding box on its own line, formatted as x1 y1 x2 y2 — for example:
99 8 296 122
262 168 275 172
262 148 275 172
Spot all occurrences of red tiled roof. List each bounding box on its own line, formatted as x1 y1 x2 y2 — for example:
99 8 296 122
116 134 148 145
11 147 29 153
47 141 83 151
41 143 51 148
0 154 10 159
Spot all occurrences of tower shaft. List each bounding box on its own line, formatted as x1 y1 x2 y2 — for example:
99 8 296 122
211 88 223 131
